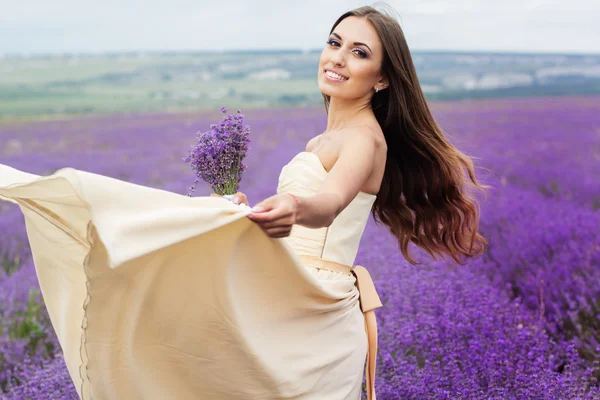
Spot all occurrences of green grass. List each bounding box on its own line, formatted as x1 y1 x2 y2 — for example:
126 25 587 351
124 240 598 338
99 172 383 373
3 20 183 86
1 51 598 121
0 78 321 119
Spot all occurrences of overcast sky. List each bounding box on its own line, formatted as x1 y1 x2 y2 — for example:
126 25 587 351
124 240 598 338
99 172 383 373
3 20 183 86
1 0 599 55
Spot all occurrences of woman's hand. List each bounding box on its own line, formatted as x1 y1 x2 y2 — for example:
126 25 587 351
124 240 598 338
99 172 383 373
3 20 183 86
209 191 249 206
247 193 298 239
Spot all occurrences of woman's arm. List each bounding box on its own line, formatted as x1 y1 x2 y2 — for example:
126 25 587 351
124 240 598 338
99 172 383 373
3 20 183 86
248 130 379 236
295 130 379 229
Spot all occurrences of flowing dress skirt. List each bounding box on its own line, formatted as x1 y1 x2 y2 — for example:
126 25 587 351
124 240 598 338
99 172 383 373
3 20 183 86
0 165 377 400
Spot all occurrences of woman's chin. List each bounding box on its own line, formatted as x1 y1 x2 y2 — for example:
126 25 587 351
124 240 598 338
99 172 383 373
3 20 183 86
318 84 336 97
318 87 329 96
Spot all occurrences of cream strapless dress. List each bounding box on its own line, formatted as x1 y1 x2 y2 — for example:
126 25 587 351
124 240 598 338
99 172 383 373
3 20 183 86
0 151 383 400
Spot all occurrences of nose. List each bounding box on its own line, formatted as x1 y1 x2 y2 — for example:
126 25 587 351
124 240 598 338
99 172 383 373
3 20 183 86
330 51 345 67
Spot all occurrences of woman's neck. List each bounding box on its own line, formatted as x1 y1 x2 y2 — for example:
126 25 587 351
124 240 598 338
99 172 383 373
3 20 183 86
326 96 374 132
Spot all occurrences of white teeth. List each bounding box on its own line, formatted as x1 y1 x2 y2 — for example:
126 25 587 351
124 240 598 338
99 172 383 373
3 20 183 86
325 70 347 81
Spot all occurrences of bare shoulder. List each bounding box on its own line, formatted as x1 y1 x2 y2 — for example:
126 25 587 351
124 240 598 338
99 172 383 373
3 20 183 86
306 122 384 151
305 133 324 152
339 123 387 195
305 123 386 185
342 123 386 153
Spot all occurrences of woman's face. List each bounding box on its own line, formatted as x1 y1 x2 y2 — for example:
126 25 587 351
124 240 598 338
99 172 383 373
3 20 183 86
318 16 385 100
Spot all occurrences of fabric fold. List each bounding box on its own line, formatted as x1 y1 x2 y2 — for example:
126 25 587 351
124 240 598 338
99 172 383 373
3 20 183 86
0 163 375 399
298 255 383 400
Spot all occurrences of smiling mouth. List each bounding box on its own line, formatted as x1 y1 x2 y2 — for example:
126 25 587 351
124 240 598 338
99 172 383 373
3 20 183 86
324 70 349 81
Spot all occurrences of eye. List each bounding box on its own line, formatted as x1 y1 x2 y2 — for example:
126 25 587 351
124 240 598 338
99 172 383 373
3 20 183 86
326 39 368 58
353 49 367 58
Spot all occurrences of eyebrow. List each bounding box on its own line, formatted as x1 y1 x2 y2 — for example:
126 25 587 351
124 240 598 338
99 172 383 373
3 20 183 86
331 32 373 55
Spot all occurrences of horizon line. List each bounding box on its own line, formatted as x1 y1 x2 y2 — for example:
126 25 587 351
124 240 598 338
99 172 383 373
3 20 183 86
1 47 599 58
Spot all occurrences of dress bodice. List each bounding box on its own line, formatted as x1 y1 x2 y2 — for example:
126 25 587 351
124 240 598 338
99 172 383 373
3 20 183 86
276 151 377 267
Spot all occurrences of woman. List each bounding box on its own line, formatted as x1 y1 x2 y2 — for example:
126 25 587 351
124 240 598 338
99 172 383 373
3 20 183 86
0 4 488 400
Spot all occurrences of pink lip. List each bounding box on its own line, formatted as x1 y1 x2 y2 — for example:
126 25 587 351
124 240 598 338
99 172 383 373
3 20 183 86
324 69 349 82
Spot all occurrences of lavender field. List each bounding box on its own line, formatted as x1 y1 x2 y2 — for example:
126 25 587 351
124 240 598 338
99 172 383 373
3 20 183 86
1 96 599 399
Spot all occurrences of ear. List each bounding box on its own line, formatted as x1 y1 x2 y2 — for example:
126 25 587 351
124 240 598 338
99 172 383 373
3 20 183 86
378 76 389 90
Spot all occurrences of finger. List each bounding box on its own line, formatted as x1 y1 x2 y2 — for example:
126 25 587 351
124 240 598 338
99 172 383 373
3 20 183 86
247 207 284 222
272 231 292 238
265 227 292 238
258 218 294 229
251 195 278 213
233 192 249 205
264 225 292 234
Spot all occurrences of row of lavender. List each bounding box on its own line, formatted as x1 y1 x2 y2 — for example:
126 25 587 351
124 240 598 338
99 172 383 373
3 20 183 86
0 97 598 398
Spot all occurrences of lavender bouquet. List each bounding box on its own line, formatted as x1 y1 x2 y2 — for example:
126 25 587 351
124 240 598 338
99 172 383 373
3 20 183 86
184 106 251 200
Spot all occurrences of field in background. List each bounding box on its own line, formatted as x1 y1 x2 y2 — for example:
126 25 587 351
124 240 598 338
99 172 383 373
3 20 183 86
0 96 599 398
1 50 599 120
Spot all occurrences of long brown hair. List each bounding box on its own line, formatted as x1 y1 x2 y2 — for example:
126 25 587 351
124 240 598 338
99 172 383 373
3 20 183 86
323 3 490 265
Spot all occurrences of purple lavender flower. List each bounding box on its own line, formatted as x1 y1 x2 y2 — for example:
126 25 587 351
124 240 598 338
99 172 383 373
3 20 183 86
5 351 78 399
1 96 600 397
183 106 252 196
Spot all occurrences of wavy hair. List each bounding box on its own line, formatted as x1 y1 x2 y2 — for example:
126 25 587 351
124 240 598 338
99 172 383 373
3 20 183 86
323 3 490 265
